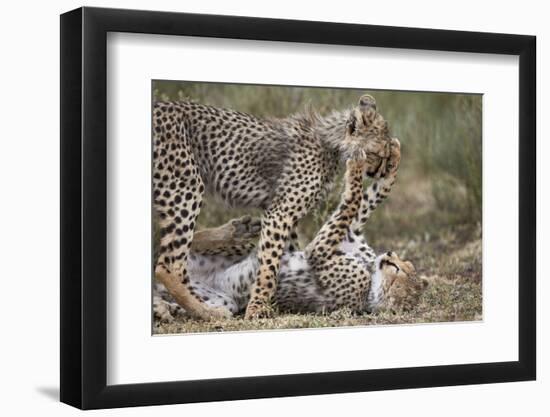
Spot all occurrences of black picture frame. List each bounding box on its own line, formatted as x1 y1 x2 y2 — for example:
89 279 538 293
60 6 536 410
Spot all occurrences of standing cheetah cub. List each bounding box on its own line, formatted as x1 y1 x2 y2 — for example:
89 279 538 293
154 139 428 320
153 94 392 319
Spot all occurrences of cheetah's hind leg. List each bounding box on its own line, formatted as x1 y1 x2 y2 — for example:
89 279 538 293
191 215 261 258
153 119 231 321
154 282 239 322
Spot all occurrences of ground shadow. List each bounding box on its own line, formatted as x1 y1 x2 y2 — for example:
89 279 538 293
36 386 59 401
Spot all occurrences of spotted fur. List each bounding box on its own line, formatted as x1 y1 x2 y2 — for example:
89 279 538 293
153 94 392 319
154 140 427 320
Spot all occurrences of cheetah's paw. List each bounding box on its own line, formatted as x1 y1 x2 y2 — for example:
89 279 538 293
244 302 274 320
386 138 401 174
231 215 262 240
153 296 183 323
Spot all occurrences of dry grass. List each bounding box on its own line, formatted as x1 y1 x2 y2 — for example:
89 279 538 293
154 222 482 334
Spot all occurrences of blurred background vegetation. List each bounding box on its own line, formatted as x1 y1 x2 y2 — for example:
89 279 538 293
153 81 482 250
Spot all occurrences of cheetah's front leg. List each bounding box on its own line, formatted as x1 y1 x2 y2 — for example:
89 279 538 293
350 138 401 232
305 156 368 265
244 209 294 319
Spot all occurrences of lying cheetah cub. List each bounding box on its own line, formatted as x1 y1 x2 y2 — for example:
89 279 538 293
154 139 428 321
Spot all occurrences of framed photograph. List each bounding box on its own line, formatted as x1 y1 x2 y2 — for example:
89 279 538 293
60 6 536 410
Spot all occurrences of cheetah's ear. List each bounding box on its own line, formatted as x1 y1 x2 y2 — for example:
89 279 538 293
419 276 429 289
404 261 416 273
358 94 377 112
358 94 377 125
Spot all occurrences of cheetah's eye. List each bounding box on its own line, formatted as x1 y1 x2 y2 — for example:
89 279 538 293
382 260 400 273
